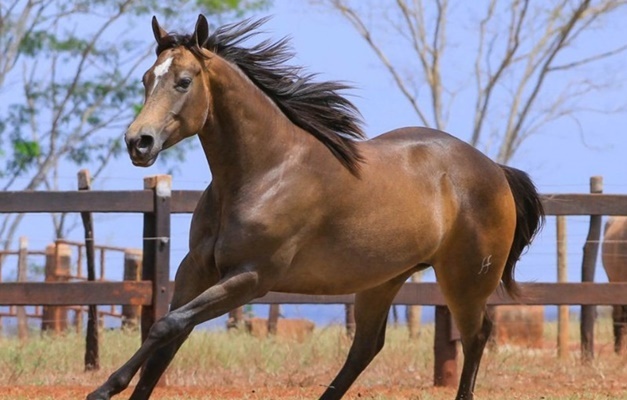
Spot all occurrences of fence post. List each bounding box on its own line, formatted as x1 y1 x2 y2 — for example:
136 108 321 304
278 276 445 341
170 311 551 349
227 307 245 329
580 176 603 362
556 216 569 359
141 175 172 343
16 237 29 340
268 304 280 335
122 249 142 329
79 169 100 371
406 272 422 338
434 305 458 388
42 243 71 334
345 304 355 338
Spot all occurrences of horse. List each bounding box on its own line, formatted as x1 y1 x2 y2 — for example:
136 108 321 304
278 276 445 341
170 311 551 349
87 15 544 400
601 216 627 354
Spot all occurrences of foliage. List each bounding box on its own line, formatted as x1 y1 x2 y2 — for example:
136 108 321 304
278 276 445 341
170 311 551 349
0 0 271 246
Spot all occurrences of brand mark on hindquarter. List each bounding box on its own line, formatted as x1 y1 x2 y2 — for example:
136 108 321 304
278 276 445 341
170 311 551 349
478 255 492 275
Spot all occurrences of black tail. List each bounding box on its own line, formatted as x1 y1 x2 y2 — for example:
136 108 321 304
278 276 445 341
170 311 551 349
499 165 545 299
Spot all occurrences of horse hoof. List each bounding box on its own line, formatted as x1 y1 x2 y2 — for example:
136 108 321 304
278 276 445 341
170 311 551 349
86 390 109 400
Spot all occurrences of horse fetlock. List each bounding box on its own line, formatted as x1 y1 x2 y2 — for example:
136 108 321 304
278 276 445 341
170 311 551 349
86 389 110 400
87 376 129 400
92 370 133 399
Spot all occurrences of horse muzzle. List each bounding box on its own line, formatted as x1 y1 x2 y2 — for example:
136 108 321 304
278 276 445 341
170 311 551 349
125 132 160 167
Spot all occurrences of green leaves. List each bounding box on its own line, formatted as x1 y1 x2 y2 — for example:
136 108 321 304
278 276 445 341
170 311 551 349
19 30 91 59
3 138 41 178
0 0 274 193
13 140 40 158
12 139 40 165
197 0 270 16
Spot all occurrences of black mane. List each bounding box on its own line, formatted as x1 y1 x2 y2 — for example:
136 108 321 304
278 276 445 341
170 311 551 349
156 18 366 175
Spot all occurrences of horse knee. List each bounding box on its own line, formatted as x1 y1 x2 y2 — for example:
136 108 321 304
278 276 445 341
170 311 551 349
147 312 189 344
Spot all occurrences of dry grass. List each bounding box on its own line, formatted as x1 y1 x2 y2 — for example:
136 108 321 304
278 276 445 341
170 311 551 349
0 314 626 399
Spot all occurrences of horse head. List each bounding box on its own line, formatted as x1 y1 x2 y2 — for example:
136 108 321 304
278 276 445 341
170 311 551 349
125 15 211 167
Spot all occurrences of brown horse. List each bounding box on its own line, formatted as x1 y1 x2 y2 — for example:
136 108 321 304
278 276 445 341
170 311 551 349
602 216 627 354
87 15 544 400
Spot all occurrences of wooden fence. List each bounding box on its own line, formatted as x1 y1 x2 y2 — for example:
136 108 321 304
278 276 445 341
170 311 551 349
1 175 627 387
0 239 142 338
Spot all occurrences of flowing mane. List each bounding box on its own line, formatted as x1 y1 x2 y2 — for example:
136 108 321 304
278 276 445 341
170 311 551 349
155 18 366 175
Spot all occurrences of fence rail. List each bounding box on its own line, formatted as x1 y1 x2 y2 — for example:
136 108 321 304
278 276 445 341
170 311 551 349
2 281 627 306
3 187 626 309
0 175 625 387
3 191 627 215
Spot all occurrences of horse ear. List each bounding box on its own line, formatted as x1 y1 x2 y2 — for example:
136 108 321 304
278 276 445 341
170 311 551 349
193 14 209 48
152 16 168 45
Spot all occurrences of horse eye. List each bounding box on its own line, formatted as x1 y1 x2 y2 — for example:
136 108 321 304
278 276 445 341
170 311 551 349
176 78 192 90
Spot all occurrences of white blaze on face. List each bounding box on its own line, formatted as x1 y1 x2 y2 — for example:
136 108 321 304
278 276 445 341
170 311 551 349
151 57 173 94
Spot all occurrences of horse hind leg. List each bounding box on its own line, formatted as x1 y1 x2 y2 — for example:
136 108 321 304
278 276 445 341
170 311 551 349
319 271 414 400
452 305 493 400
434 243 510 400
613 305 627 355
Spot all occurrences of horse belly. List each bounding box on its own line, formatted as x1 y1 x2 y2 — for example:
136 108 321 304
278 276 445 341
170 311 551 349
270 226 437 295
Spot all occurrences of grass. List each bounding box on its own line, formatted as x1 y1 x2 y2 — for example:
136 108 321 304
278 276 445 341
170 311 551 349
0 313 626 399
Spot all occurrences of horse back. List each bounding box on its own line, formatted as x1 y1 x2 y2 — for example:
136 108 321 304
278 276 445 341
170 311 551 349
362 126 513 212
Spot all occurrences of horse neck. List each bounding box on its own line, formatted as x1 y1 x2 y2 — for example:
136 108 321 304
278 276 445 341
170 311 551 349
199 57 306 190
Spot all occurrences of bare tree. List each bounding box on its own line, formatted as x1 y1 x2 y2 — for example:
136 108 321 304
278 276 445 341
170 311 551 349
316 0 627 338
318 0 627 163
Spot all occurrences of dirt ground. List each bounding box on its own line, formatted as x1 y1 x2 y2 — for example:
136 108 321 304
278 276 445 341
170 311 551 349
1 375 627 400
1 384 626 400
0 385 448 400
2 324 627 399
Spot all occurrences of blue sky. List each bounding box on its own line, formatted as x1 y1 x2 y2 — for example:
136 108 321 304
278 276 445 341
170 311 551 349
3 1 627 327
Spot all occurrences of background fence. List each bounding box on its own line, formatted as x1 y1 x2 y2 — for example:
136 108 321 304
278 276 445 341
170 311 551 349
1 173 627 386
0 239 142 337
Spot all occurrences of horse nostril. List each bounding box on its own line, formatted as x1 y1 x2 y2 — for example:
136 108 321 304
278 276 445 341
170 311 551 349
137 135 154 151
128 134 154 155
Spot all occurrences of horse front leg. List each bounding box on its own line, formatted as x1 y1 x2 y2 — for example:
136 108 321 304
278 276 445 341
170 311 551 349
128 253 221 400
86 267 266 400
320 272 412 400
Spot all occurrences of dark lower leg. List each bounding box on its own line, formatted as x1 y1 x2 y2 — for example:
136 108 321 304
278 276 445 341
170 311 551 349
320 275 409 400
455 314 492 400
614 306 627 354
86 313 190 400
129 329 192 400
87 270 260 400
320 320 387 400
